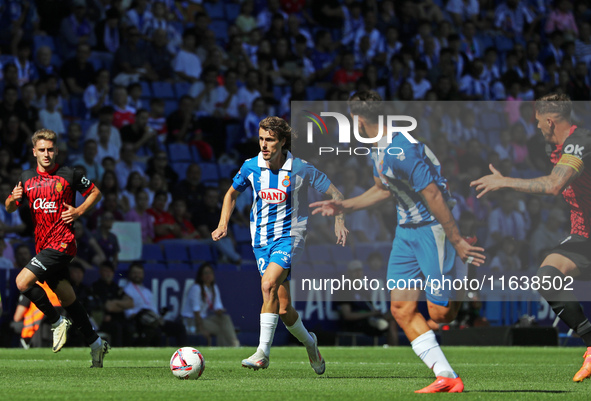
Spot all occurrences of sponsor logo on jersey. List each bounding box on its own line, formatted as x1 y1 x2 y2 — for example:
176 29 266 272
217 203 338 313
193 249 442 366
282 175 291 187
60 242 68 249
259 188 287 204
33 198 58 213
30 257 47 271
564 144 584 157
56 182 63 192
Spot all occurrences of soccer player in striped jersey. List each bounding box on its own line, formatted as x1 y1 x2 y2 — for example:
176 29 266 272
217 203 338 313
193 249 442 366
472 94 591 382
310 91 486 393
212 116 348 374
4 129 110 367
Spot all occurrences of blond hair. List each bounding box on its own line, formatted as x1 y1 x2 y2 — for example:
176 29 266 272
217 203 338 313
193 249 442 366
31 129 58 147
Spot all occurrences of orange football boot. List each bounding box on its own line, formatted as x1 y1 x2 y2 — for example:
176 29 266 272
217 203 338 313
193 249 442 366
573 348 591 382
415 376 464 393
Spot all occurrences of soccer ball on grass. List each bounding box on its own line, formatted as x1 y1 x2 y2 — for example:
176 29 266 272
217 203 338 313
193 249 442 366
170 347 205 380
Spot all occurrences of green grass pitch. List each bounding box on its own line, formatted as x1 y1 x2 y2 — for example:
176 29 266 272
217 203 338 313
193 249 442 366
0 346 589 400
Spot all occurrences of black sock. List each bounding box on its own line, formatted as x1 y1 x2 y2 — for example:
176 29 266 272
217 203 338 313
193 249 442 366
22 284 59 324
64 300 99 346
537 265 591 347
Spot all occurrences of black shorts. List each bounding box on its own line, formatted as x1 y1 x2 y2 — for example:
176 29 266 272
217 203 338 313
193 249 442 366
550 235 591 277
25 249 73 290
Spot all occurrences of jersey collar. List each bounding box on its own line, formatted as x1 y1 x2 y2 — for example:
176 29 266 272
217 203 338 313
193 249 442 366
37 163 59 176
257 151 293 171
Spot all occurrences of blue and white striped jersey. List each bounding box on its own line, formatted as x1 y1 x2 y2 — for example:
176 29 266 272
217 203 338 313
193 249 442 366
372 135 455 227
233 151 331 247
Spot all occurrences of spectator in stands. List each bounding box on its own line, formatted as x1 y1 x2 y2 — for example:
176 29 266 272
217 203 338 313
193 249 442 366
0 147 16 183
60 43 95 96
12 41 36 87
73 220 105 270
310 30 339 87
166 95 199 143
88 192 125 231
92 261 134 347
494 0 538 40
236 0 257 39
174 29 202 83
35 46 59 81
143 1 182 54
72 139 104 183
333 52 362 92
446 0 480 25
86 106 122 156
181 262 240 346
193 187 241 264
113 25 157 85
95 122 120 164
172 163 206 214
126 82 143 110
120 108 157 153
569 62 591 100
93 7 121 55
59 2 96 59
530 208 568 264
490 236 522 273
124 262 187 346
83 68 111 118
545 0 578 40
237 69 262 118
486 190 527 252
575 22 591 66
98 171 120 202
124 0 152 34
148 190 180 243
0 85 20 126
64 122 83 163
335 260 397 343
0 0 40 57
1 114 28 165
354 10 382 61
146 150 178 189
0 182 26 240
2 64 20 89
146 28 174 82
190 66 224 117
120 171 144 212
124 189 155 244
38 91 65 136
170 199 200 240
93 211 120 268
0 232 14 269
147 98 168 138
15 83 39 137
111 85 136 129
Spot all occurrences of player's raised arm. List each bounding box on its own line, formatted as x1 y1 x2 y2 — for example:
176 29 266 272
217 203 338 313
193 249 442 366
212 186 241 241
470 163 581 198
324 183 349 246
5 181 23 213
310 176 391 216
420 182 486 266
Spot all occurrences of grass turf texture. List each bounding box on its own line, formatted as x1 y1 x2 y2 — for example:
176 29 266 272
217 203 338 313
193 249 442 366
0 346 589 400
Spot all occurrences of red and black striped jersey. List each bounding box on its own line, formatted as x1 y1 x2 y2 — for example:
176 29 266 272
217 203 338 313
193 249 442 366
548 125 591 238
13 164 94 255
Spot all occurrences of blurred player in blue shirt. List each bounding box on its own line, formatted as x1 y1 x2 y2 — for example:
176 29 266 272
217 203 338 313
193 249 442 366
311 91 485 393
213 116 348 374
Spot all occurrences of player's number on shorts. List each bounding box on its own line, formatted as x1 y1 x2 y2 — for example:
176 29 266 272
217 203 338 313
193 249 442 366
258 258 266 273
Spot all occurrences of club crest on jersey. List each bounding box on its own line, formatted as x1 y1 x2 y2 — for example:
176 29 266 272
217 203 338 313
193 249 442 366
282 176 291 187
259 188 287 204
56 182 63 192
60 242 67 249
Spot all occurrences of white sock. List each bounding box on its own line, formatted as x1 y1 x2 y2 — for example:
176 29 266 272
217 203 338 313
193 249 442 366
285 315 314 347
257 313 278 357
90 336 103 351
411 330 457 378
52 315 63 328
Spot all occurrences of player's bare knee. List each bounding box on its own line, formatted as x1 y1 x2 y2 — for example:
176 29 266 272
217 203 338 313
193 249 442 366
261 279 279 298
390 302 414 325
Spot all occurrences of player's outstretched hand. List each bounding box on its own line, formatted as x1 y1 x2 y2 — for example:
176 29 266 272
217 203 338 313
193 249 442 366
309 200 345 217
12 181 23 200
211 227 227 241
454 238 486 267
61 203 80 224
335 224 349 247
470 164 505 198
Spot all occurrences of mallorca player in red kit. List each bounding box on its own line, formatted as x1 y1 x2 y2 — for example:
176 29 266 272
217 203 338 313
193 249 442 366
472 94 591 382
4 129 110 367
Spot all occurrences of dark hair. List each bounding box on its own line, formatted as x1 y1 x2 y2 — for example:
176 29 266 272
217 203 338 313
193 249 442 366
259 116 292 152
534 93 572 121
348 90 384 121
129 262 144 272
100 260 115 271
195 262 215 303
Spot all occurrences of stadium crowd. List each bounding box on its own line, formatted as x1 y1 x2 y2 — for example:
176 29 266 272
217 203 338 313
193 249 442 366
1 0 591 345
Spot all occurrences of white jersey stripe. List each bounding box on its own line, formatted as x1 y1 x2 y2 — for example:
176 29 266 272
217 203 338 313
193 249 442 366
258 169 270 246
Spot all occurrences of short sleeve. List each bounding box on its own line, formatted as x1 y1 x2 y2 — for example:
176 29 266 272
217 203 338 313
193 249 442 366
73 168 94 196
557 129 591 173
232 163 251 193
386 145 436 193
306 163 331 193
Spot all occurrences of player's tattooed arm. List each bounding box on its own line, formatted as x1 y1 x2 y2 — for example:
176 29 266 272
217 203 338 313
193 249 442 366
471 163 581 198
325 183 349 246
